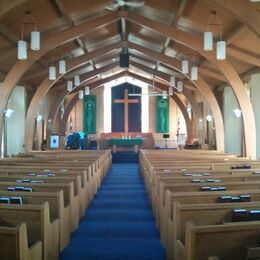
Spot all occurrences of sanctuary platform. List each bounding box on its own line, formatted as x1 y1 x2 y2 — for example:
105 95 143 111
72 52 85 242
98 133 154 151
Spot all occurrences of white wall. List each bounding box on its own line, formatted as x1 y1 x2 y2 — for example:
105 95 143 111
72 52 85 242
249 73 260 159
5 85 26 156
223 86 242 155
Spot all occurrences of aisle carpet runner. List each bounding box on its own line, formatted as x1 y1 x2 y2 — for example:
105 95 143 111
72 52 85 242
60 163 166 260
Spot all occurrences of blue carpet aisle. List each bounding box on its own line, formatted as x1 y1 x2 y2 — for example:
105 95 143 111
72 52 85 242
60 163 166 260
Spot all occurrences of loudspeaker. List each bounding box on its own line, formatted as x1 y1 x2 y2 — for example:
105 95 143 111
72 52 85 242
120 53 129 68
163 134 170 139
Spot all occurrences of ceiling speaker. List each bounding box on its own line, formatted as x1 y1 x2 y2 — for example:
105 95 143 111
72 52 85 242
120 53 129 68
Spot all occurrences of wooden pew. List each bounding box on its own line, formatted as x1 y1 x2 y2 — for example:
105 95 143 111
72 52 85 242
0 189 70 251
0 181 79 232
182 221 260 260
0 202 59 260
172 201 260 259
0 223 42 260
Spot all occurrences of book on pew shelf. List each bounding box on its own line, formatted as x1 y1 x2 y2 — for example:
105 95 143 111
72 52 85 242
244 164 251 169
163 169 171 172
232 209 248 222
214 180 222 183
200 180 207 183
30 180 44 183
201 186 211 191
210 187 219 191
47 173 55 177
253 171 260 174
28 173 37 176
10 197 23 204
0 198 10 204
231 196 241 203
218 187 226 191
22 188 33 192
61 169 68 172
248 210 260 221
15 179 30 183
180 169 187 172
192 179 201 183
219 196 232 203
44 169 51 172
202 173 210 176
15 186 25 191
7 187 15 191
240 194 251 202
16 180 23 183
207 179 215 182
183 173 192 176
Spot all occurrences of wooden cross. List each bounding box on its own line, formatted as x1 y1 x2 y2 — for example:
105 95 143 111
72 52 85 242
114 89 139 133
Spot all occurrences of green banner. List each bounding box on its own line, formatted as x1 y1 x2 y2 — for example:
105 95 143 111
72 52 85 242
83 95 96 134
156 96 169 133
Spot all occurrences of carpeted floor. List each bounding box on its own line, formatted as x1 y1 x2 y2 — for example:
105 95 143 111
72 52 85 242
60 163 166 260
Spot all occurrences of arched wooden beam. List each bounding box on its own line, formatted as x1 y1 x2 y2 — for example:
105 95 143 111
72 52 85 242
124 41 224 152
0 12 119 152
60 71 192 140
120 11 255 158
24 43 120 150
60 94 79 135
213 0 260 39
47 62 118 133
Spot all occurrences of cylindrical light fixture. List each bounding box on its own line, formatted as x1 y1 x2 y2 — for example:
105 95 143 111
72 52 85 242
162 90 167 99
168 85 173 96
74 75 80 86
170 76 175 87
191 66 198 80
85 86 90 95
204 32 213 51
31 31 40 50
182 60 189 74
216 40 226 60
177 81 183 92
18 40 27 60
49 66 56 80
67 81 73 91
78 90 84 99
59 60 66 74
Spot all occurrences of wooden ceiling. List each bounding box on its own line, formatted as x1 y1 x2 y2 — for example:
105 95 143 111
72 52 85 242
0 0 259 91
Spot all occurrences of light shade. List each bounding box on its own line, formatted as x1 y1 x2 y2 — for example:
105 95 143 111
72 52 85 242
36 114 43 122
182 60 189 74
74 75 80 86
234 108 242 118
216 40 226 60
204 31 213 51
168 85 173 96
206 115 213 122
5 109 14 118
191 66 198 80
18 40 27 60
170 76 175 87
59 60 66 74
67 81 73 91
177 81 183 92
49 66 56 80
162 90 167 99
85 86 90 95
31 31 40 50
78 90 84 99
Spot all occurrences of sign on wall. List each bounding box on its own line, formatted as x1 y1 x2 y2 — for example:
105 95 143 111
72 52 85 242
156 96 169 133
83 95 96 134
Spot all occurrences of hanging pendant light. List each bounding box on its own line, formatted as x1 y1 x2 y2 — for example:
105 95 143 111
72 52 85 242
67 81 73 91
85 86 90 95
204 32 213 51
191 66 198 80
79 90 84 99
162 90 167 99
168 85 173 96
18 40 27 60
170 76 176 87
49 66 56 80
216 40 226 60
182 60 189 74
59 60 66 74
74 75 80 86
31 31 40 50
177 81 183 92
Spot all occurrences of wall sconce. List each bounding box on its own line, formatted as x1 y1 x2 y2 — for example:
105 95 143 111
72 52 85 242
5 109 14 118
85 86 90 95
170 75 176 87
74 75 80 86
234 108 242 118
168 85 173 96
78 90 84 99
206 114 213 122
67 81 73 91
177 81 183 92
162 90 167 99
36 114 43 122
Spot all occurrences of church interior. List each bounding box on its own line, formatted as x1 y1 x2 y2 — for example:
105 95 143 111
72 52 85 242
0 0 260 259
